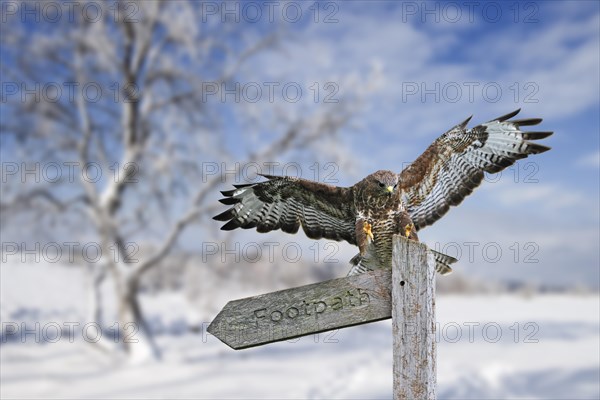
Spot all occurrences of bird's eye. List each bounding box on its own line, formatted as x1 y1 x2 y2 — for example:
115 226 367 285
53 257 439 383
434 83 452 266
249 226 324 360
378 182 385 188
394 183 398 188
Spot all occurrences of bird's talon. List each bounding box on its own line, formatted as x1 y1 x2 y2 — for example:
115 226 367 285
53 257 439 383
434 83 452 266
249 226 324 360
404 223 414 239
363 222 374 242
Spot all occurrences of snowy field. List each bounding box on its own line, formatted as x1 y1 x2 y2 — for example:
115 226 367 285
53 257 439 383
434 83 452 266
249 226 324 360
1 262 599 399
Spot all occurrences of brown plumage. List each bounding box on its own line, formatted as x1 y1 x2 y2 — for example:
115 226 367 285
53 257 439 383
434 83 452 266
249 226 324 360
214 109 552 275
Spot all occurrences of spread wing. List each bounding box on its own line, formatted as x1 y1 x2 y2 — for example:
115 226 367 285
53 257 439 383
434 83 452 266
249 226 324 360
213 175 357 244
400 109 553 230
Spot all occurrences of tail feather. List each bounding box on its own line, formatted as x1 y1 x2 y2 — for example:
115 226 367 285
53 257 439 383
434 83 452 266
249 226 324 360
347 250 457 276
347 254 371 276
432 249 456 275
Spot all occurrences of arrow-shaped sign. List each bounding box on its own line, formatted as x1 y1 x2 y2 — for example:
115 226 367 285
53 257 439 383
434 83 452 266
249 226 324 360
207 268 392 349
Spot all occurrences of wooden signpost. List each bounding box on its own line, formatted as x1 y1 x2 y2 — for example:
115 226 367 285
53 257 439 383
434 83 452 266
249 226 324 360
208 236 438 400
208 268 392 349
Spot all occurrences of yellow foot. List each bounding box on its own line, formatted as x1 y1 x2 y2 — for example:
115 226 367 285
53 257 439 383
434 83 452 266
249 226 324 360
363 221 374 242
404 223 414 239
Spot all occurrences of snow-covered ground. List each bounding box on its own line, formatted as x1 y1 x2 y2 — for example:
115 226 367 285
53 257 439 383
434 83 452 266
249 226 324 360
1 262 599 399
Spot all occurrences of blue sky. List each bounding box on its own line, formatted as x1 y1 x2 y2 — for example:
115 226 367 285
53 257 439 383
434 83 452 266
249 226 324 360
2 1 598 288
208 1 599 288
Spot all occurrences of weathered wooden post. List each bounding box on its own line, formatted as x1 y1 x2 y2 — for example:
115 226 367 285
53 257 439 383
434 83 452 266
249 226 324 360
392 235 436 399
208 236 441 399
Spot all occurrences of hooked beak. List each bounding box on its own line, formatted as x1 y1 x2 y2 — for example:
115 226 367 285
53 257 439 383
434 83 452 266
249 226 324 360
386 186 394 194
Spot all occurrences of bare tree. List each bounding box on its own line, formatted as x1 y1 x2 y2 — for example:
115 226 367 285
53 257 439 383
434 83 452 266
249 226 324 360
1 1 372 360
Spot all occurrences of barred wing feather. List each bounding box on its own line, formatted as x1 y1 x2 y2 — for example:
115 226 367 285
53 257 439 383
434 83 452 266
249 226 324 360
214 175 357 244
399 109 553 230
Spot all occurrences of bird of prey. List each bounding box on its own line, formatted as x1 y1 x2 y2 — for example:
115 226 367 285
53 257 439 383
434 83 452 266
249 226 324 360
214 109 552 275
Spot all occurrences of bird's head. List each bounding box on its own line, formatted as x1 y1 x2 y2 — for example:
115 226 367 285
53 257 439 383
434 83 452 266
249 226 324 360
370 170 399 196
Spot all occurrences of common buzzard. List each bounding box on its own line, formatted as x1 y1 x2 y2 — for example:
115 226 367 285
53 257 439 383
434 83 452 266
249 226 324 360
214 109 552 275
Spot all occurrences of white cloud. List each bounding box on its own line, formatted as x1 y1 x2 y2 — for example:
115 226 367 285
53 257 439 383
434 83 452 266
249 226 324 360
482 180 586 212
577 150 600 168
